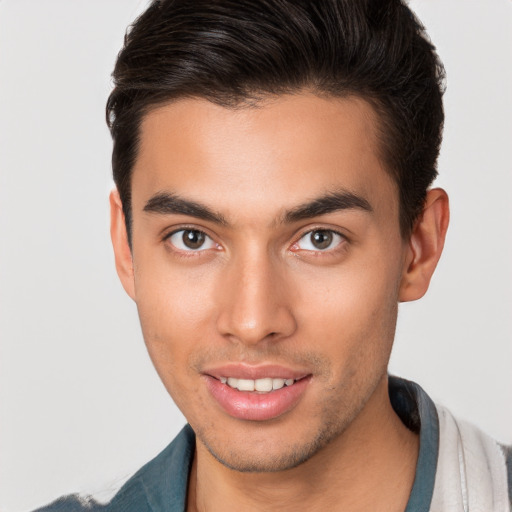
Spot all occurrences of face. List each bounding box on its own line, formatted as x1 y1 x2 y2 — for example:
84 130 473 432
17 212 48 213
120 94 411 472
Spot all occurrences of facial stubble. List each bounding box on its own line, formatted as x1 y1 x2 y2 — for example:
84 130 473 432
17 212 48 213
188 296 399 474
191 353 389 473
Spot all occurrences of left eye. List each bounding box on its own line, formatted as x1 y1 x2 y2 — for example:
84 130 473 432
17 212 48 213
295 229 344 251
167 229 217 251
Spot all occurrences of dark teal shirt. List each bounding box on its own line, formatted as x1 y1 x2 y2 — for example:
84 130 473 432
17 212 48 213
33 377 508 512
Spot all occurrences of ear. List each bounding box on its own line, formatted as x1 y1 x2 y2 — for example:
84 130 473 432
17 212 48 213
399 188 450 302
110 189 136 301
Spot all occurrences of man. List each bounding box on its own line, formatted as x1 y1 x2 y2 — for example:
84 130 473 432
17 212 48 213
36 0 511 511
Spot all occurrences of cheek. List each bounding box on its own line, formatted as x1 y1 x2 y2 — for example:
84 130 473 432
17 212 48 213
294 252 402 373
135 256 217 333
304 291 397 375
132 259 219 385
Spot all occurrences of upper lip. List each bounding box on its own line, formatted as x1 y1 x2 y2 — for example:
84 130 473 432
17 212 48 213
202 363 310 381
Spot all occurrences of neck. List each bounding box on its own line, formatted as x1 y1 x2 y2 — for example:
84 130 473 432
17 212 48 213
188 376 419 512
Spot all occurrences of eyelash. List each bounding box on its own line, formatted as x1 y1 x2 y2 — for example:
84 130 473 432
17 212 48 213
163 227 220 256
291 228 348 255
162 226 348 257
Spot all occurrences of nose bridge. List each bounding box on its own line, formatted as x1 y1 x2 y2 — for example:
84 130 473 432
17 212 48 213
216 243 296 345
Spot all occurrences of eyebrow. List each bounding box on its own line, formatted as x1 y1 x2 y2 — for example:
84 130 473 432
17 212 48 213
282 191 373 223
143 189 372 226
143 192 228 225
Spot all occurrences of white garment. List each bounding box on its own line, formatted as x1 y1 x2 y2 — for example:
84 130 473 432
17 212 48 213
430 405 510 512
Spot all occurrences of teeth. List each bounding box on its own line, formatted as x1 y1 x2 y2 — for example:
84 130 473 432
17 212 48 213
254 378 273 392
222 377 296 393
272 378 285 390
237 379 255 391
227 377 238 388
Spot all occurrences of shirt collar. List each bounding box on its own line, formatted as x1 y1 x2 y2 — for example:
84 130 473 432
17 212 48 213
133 376 439 511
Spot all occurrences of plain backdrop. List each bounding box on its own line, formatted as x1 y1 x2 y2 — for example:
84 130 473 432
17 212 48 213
0 1 511 510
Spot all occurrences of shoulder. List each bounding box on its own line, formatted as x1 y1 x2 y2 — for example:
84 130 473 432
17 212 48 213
107 424 195 511
32 425 195 512
432 404 512 511
503 443 512 503
496 438 512 508
389 376 512 510
32 489 149 512
32 495 107 512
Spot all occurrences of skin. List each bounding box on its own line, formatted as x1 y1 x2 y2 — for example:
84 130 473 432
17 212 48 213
110 93 449 511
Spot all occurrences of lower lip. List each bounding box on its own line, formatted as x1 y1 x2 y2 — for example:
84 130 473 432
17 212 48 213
204 375 311 421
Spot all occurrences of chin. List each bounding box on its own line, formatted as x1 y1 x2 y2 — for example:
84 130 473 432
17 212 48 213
195 413 347 473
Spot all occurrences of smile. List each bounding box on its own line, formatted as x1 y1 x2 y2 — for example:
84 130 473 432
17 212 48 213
221 377 296 393
203 367 311 421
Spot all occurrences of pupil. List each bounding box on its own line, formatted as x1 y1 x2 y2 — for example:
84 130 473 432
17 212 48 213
183 230 205 249
311 230 332 249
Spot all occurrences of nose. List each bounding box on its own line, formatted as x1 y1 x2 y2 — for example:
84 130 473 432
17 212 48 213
216 247 297 346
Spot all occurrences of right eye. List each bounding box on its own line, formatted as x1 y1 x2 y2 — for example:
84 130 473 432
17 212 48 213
166 229 217 251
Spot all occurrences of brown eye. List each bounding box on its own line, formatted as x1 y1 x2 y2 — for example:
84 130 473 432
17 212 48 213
311 230 333 249
182 229 205 249
167 229 216 251
295 229 344 252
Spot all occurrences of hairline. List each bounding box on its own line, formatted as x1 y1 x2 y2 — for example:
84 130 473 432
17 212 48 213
121 88 411 247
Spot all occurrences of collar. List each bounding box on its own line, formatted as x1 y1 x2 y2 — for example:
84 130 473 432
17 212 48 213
113 376 439 511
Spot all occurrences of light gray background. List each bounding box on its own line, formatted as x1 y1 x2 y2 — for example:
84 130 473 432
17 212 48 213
1 1 511 510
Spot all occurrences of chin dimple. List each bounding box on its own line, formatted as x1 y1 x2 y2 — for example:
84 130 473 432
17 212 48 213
220 377 295 393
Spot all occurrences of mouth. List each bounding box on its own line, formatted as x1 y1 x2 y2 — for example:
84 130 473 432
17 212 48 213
202 365 311 421
221 376 296 393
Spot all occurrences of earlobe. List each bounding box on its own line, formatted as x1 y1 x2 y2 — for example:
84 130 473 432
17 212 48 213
109 189 136 300
399 188 450 302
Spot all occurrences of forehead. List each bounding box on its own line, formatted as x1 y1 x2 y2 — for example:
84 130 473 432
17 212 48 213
131 93 398 224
